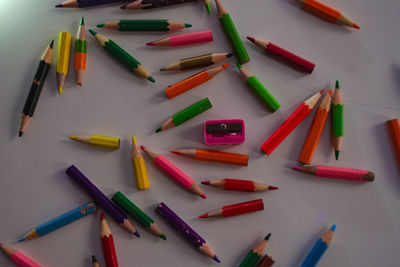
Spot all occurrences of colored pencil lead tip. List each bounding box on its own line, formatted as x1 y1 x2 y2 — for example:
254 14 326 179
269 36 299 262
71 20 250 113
335 150 340 160
140 145 146 150
80 17 85 25
155 127 161 133
353 23 360 29
331 224 337 232
134 231 141 237
222 63 230 69
205 3 211 14
201 181 210 185
199 213 208 218
292 166 301 171
100 212 105 220
246 36 255 43
92 255 98 263
335 80 340 89
268 185 279 190
120 4 127 9
236 63 242 69
88 29 97 36
160 67 166 71
18 131 23 137
148 76 156 83
55 4 62 7
227 53 234 58
159 234 167 240
96 23 105 28
49 40 54 48
320 89 325 94
69 136 78 140
185 23 192 28
170 150 180 155
146 42 154 46
18 237 25 242
77 82 82 86
201 193 207 199
213 255 221 263
58 86 63 94
265 233 271 241
328 89 332 96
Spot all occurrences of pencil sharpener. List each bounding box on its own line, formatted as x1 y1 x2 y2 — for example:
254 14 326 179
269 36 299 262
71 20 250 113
204 119 245 145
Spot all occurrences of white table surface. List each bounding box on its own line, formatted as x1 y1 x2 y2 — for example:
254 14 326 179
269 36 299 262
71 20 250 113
0 0 399 266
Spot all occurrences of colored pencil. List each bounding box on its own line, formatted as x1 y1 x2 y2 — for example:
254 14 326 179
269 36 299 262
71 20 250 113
201 179 278 192
19 201 97 242
387 118 400 170
56 0 125 8
141 145 206 199
300 224 336 267
216 0 249 64
75 17 87 86
69 135 120 149
165 64 229 99
89 30 155 82
199 199 264 218
161 52 233 71
146 30 213 47
239 234 271 267
19 40 53 137
131 136 149 190
203 0 211 14
97 20 191 32
237 63 281 112
57 32 72 94
65 165 139 236
296 0 360 29
257 254 275 267
332 80 343 160
92 255 101 267
156 97 212 133
292 165 375 182
155 202 220 263
246 37 315 74
0 244 41 267
112 192 166 240
100 213 118 267
171 149 248 166
121 0 196 9
299 90 332 164
260 90 324 155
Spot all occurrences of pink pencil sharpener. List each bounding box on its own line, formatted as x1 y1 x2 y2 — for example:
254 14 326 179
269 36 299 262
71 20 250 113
204 119 245 145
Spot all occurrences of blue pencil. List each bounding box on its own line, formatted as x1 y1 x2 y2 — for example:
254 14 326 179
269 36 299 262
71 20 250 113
19 201 97 242
300 224 336 267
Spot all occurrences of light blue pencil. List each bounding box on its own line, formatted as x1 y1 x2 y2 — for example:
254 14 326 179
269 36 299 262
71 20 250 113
300 224 336 267
19 201 97 242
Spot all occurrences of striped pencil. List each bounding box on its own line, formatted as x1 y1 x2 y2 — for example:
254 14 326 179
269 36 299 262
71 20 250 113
299 89 332 164
57 32 72 94
260 90 323 155
332 81 343 160
146 31 213 47
300 225 336 267
121 0 196 9
97 20 191 32
56 0 126 8
239 234 271 267
19 40 53 137
100 213 118 267
132 136 149 190
92 255 101 267
161 52 233 71
292 165 374 182
201 179 278 192
199 199 264 218
19 201 97 242
171 149 248 166
156 202 220 262
75 17 87 86
296 0 359 29
141 145 206 198
89 30 155 82
0 244 41 267
203 0 211 14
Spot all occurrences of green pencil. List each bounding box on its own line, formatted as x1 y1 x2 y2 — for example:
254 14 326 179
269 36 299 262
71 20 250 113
332 80 343 160
156 97 212 133
215 0 249 64
112 192 166 240
97 20 192 32
88 29 155 82
239 233 271 267
237 64 280 112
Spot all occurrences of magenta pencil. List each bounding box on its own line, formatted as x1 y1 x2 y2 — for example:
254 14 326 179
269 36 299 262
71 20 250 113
146 30 213 47
292 165 374 182
0 244 41 267
247 36 315 73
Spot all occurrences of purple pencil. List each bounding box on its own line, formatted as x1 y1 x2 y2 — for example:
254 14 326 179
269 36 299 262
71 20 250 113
65 165 139 236
155 202 220 263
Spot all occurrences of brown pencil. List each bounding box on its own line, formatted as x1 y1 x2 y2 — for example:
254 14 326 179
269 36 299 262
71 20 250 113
160 52 233 71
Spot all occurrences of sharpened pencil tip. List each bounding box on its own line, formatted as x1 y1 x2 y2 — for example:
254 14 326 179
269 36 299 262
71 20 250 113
170 150 180 155
353 23 360 29
160 67 166 71
246 36 255 43
100 212 105 220
292 166 301 171
331 224 337 232
134 231 141 237
49 40 54 48
58 86 63 94
148 76 156 83
335 150 340 160
199 213 208 218
227 53 234 58
55 3 62 7
80 17 85 25
213 255 221 263
205 3 211 14
77 82 82 86
140 145 146 150
265 233 271 241
159 234 167 240
201 193 207 199
155 127 161 133
18 131 23 137
320 89 325 94
69 136 78 140
335 80 340 89
18 237 25 242
92 255 98 263
201 181 210 185
96 23 105 28
120 4 127 9
185 23 192 28
88 29 97 36
236 63 242 69
222 63 230 69
146 42 154 46
268 185 279 190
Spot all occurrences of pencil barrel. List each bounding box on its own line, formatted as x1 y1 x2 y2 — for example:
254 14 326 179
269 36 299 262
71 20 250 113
104 40 141 71
246 76 280 112
387 119 400 170
172 98 212 126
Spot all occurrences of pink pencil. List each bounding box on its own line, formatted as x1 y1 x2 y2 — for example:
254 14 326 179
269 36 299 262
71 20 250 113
141 145 206 198
146 30 213 47
292 165 374 182
0 243 41 267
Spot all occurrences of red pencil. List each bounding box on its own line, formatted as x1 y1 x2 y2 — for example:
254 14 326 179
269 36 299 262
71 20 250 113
199 199 264 218
260 90 323 155
201 179 278 192
100 213 118 267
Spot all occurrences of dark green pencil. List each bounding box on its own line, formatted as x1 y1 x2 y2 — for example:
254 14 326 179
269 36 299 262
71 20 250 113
332 80 343 160
97 20 191 32
239 233 271 267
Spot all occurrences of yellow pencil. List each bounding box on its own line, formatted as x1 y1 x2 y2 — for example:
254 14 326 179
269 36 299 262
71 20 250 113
132 136 149 190
57 32 72 94
69 135 120 149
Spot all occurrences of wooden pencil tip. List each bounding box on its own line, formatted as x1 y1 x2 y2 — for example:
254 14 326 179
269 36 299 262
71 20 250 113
18 237 25 242
222 63 230 69
160 67 166 71
213 255 221 263
77 82 82 86
319 89 325 94
268 185 279 190
148 76 156 83
246 36 255 43
201 181 210 185
185 23 192 28
58 86 63 94
69 136 77 140
353 23 360 29
205 3 211 14
49 40 54 48
80 17 85 25
134 231 141 238
236 63 242 69
328 89 332 96
227 53 234 58
199 213 208 218
335 150 340 160
331 224 337 232
140 145 146 150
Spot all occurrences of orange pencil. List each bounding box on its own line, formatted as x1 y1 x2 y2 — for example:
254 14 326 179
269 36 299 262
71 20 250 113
299 89 332 164
296 0 360 29
165 64 229 99
387 118 400 171
171 149 248 166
